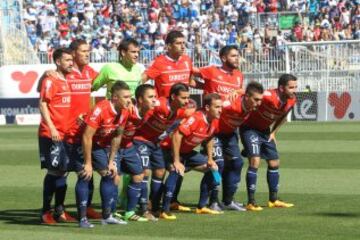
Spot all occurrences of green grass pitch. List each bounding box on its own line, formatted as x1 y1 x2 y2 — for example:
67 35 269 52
0 122 360 240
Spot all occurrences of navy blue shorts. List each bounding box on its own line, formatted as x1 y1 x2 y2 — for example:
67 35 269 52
92 145 121 174
163 149 208 172
240 126 279 160
38 137 69 172
134 140 165 170
64 142 84 172
119 145 143 175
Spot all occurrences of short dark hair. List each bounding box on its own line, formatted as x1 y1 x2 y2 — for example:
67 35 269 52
52 48 72 62
165 30 185 45
69 39 88 51
245 81 264 95
278 74 297 87
169 83 189 98
135 84 155 100
219 45 239 58
111 81 130 96
117 38 139 52
203 93 221 107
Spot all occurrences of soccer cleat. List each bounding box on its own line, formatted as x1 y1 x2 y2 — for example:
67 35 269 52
268 200 294 208
224 201 247 211
160 211 177 220
195 207 223 214
101 215 128 225
79 217 94 228
142 211 158 222
56 211 77 222
41 211 57 225
209 202 224 212
245 203 263 211
87 207 102 219
170 202 191 212
124 211 148 222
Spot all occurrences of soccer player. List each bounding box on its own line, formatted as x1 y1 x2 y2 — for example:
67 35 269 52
240 74 297 211
160 93 223 220
92 38 143 97
205 82 264 211
37 40 101 221
192 45 246 211
38 48 75 224
133 83 195 217
141 30 197 97
108 84 157 222
82 81 131 225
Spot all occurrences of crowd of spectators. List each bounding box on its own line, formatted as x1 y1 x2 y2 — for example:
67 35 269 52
22 0 360 62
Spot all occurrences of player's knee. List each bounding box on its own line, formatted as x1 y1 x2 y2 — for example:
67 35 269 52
268 159 280 168
143 168 151 177
97 170 108 177
153 168 165 178
232 157 244 171
249 157 261 168
132 173 144 183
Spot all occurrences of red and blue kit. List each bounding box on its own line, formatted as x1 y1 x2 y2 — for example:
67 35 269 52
38 75 71 139
243 89 296 131
162 111 219 154
145 54 193 97
134 97 188 144
85 100 129 148
66 66 98 144
199 66 243 99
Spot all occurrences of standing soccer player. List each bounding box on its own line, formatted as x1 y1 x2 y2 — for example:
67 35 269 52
160 93 223 220
92 38 143 97
205 82 264 211
81 81 131 225
193 45 246 211
38 48 75 224
133 83 195 217
240 74 297 211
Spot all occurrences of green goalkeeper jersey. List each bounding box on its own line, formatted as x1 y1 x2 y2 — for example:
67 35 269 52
92 62 144 98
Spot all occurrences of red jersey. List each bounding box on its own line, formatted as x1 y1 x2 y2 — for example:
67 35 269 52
85 100 129 148
199 66 243 100
134 97 188 143
219 95 249 134
145 54 193 97
65 65 98 144
243 89 296 131
161 111 219 154
38 75 71 139
121 105 146 149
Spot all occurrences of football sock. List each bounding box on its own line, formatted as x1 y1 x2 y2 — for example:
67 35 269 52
126 181 142 212
87 176 94 207
246 167 258 204
209 160 224 204
150 176 163 212
100 175 114 219
111 183 119 213
267 166 279 202
222 158 243 205
198 171 213 208
42 174 57 212
171 175 183 203
139 176 149 212
75 176 89 219
162 171 179 212
54 175 67 213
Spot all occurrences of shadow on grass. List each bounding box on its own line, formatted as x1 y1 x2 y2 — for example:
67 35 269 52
312 212 360 218
0 208 80 227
